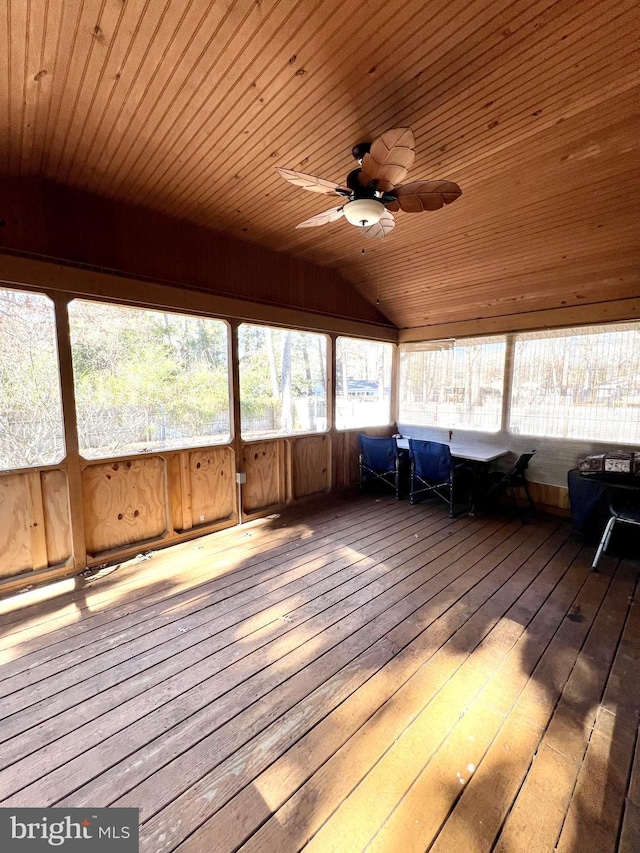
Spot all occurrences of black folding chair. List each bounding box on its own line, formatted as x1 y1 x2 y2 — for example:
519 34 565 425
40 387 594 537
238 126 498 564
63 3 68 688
408 438 471 517
591 502 640 571
358 434 403 499
484 450 537 520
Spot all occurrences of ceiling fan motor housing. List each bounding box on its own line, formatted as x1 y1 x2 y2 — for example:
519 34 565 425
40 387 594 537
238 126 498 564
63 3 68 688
346 168 374 197
351 141 371 163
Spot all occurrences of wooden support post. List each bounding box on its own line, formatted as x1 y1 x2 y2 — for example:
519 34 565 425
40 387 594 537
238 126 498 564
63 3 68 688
52 292 87 572
390 337 400 428
229 321 243 523
501 334 515 432
327 334 336 492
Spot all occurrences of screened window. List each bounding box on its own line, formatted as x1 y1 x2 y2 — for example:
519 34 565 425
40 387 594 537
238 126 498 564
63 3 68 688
238 324 327 439
0 288 65 468
399 336 506 431
335 337 393 430
509 323 640 442
69 300 230 458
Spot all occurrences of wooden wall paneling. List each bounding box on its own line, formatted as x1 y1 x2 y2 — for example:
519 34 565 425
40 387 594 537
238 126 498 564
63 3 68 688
41 468 72 566
166 452 185 535
26 471 48 571
529 483 570 514
291 435 331 500
284 439 294 506
241 440 284 514
188 446 235 527
0 251 396 342
179 453 193 533
332 431 355 490
81 456 168 556
0 473 33 579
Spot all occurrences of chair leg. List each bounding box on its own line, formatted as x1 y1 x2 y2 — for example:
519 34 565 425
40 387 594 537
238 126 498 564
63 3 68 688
508 484 519 517
591 515 617 572
523 481 534 511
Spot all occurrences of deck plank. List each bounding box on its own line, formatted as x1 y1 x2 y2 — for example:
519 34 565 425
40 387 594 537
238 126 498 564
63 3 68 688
0 495 636 853
0 507 480 792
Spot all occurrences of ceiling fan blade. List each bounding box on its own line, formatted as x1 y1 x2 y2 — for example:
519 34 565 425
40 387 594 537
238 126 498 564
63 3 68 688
359 127 416 193
276 167 345 195
394 180 462 212
361 210 395 239
295 206 345 228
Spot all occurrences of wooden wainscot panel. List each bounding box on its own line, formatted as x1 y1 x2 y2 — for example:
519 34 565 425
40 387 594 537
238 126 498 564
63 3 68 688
167 452 186 534
529 482 570 514
188 447 235 527
292 435 330 499
0 473 33 579
41 469 72 566
242 441 283 513
82 456 168 555
332 430 361 489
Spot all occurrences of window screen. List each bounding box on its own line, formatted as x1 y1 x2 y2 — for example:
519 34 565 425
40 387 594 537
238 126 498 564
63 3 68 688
238 324 327 439
335 337 393 430
509 323 640 442
0 288 65 468
399 336 506 431
69 300 231 458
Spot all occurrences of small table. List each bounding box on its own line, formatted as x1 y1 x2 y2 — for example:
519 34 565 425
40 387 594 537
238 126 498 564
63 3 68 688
396 437 509 513
396 437 509 464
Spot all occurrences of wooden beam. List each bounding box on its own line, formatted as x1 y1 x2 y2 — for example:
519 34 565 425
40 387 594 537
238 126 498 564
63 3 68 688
398 298 640 342
0 254 398 341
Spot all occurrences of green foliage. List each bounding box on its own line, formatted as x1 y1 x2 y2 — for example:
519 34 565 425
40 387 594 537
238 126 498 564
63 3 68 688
68 301 231 456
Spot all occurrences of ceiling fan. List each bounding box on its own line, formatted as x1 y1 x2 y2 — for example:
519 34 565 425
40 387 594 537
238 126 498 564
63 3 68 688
276 127 462 239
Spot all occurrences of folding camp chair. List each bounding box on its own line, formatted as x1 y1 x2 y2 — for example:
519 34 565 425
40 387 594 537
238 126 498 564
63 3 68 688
408 438 471 517
358 434 403 499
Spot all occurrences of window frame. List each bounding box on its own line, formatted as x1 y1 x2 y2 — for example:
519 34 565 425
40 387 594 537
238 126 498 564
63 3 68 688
398 335 507 434
507 321 640 445
237 321 330 442
335 335 394 432
68 298 233 460
0 286 67 470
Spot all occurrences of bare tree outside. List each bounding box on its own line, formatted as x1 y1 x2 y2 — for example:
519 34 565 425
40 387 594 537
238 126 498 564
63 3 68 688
238 324 327 439
335 338 393 430
399 337 506 431
68 300 231 458
510 325 640 442
0 288 65 469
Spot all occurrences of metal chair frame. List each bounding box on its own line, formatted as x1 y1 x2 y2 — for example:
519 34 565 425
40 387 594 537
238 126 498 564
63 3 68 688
358 434 402 500
408 439 470 518
484 450 537 519
591 502 640 571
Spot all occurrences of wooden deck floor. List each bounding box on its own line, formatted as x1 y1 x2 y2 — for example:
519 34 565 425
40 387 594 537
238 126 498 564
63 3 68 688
0 494 638 853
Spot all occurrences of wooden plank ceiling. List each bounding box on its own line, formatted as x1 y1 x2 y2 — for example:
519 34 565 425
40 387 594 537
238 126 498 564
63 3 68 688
1 0 638 331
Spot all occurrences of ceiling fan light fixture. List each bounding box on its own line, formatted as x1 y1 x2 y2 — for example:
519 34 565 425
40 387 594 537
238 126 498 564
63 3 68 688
343 198 384 227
